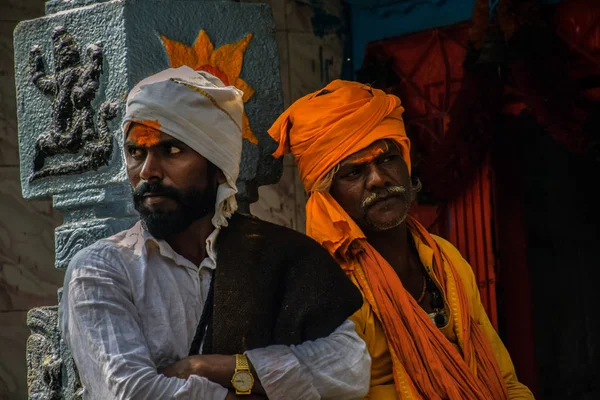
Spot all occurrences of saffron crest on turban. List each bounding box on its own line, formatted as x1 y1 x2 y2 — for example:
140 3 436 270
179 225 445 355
122 66 244 229
268 80 411 259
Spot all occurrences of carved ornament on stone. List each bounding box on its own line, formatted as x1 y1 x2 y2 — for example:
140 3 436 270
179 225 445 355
28 26 118 182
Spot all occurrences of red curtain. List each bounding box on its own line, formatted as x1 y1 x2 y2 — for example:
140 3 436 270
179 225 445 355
364 24 500 327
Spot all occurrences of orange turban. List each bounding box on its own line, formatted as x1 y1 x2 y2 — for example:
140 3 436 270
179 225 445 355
269 80 411 192
268 80 411 258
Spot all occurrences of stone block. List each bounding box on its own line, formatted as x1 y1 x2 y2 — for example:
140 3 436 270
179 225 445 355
275 30 291 107
14 0 284 205
285 0 345 36
14 2 129 200
124 0 285 197
287 31 343 102
241 0 286 31
26 306 64 400
250 155 297 229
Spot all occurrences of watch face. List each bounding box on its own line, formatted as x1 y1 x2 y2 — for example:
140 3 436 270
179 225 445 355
232 371 253 391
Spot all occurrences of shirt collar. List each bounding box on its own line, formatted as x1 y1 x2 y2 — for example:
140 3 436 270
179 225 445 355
132 221 221 269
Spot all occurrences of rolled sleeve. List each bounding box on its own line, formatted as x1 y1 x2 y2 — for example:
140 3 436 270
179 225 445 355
246 319 370 400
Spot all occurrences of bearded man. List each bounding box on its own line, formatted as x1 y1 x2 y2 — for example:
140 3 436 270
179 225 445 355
59 67 370 400
268 80 534 399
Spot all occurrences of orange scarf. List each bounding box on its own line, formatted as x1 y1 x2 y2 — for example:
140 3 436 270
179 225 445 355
268 80 508 398
352 216 508 399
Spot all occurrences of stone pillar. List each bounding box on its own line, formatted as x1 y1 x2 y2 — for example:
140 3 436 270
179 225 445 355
13 1 283 397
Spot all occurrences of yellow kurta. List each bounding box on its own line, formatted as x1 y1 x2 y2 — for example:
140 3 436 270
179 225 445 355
350 234 534 399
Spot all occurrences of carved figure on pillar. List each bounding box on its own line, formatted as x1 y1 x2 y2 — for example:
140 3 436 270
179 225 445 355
28 26 117 182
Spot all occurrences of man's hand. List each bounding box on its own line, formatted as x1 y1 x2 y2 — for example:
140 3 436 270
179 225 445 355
158 355 224 379
159 354 265 395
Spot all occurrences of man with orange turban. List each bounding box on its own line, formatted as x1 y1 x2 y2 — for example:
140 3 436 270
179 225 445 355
268 80 534 399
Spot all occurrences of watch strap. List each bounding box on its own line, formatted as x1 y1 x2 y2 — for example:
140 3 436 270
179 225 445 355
235 353 250 372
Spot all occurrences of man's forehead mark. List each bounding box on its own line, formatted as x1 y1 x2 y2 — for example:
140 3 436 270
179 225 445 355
129 120 162 147
344 141 390 167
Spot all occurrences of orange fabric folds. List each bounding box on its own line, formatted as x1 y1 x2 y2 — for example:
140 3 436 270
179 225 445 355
268 80 411 192
268 80 512 399
356 216 509 399
268 80 410 257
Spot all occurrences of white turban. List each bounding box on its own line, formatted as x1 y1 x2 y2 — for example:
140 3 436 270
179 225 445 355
122 66 244 228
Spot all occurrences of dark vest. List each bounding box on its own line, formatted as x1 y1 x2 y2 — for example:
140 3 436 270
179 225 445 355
198 213 362 355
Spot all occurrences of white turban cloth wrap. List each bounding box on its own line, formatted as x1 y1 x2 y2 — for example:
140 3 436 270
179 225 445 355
122 66 244 229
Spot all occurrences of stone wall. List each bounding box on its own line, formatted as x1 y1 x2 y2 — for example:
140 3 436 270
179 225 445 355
1 1 348 398
246 0 347 232
0 1 62 399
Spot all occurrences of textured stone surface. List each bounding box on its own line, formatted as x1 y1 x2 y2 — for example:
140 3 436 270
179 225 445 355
288 31 343 101
14 1 129 199
0 166 62 399
45 0 113 14
54 216 138 269
26 306 62 400
15 0 285 206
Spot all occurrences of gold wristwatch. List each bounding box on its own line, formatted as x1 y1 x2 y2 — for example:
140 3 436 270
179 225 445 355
231 353 254 395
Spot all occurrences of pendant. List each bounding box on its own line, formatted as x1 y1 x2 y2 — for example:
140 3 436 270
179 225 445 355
428 308 448 328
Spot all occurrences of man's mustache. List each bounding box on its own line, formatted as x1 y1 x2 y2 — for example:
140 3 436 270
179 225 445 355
361 186 407 210
132 182 182 205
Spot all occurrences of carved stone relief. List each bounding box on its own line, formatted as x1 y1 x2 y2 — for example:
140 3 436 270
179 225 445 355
28 26 117 182
26 307 62 400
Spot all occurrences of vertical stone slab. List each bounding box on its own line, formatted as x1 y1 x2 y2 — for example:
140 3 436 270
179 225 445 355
13 0 284 397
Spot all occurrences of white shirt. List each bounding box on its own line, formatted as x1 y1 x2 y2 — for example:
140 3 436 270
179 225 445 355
59 221 370 400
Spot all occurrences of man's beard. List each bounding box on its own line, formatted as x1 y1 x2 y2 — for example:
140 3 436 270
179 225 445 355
361 185 412 231
132 181 217 240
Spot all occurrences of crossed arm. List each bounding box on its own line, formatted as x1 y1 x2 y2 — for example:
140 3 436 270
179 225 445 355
158 354 266 399
59 259 370 400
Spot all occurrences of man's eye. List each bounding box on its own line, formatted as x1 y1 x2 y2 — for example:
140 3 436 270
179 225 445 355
167 146 182 155
127 147 145 159
379 155 396 164
341 169 361 179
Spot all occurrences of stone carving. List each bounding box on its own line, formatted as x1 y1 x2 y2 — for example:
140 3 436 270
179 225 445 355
59 339 84 400
55 225 98 270
28 26 118 182
26 307 62 400
26 306 84 400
